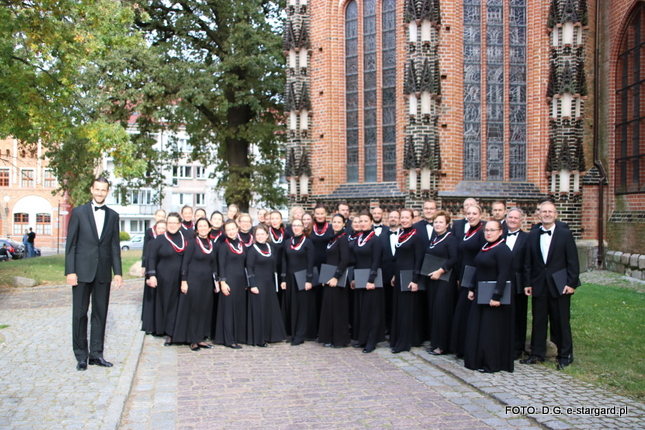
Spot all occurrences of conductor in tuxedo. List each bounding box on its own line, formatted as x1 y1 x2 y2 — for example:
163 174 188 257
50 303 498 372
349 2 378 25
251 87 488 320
504 208 529 359
65 177 123 371
522 201 579 370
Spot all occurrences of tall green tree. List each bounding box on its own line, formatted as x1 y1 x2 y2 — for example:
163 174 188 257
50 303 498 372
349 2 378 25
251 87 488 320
128 0 287 211
0 0 151 205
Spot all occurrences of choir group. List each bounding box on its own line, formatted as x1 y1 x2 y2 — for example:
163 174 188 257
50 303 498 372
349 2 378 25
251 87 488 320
140 197 580 374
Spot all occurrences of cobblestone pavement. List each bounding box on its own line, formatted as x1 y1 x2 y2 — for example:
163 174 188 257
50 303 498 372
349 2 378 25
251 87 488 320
2 272 645 429
0 281 144 430
122 337 538 430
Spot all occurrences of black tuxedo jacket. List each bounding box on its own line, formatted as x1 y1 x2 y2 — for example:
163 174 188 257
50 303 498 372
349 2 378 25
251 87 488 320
413 219 433 249
507 229 528 294
524 221 579 298
451 218 469 241
380 228 398 284
65 202 122 284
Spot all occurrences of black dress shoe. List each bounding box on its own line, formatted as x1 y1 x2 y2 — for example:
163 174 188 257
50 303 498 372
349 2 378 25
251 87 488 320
557 361 571 370
427 348 443 355
290 340 304 346
391 348 402 354
88 358 113 367
190 344 200 351
227 344 243 349
257 343 268 347
352 343 365 348
362 348 374 354
323 343 333 347
519 356 543 365
76 360 87 371
198 343 213 349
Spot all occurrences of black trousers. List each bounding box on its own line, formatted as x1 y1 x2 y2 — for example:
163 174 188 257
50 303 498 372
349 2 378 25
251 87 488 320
72 280 111 362
530 290 573 363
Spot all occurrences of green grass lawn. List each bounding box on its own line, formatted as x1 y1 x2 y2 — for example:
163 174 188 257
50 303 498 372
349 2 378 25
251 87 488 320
0 250 143 288
567 282 645 401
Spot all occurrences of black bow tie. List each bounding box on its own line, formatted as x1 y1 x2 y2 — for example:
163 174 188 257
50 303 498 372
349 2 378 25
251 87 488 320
389 230 398 235
374 224 382 228
94 205 106 211
540 229 551 236
507 231 519 237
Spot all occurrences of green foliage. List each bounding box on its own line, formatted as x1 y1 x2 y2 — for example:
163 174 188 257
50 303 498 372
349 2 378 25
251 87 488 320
119 231 131 241
127 0 287 211
1 0 287 209
0 0 153 204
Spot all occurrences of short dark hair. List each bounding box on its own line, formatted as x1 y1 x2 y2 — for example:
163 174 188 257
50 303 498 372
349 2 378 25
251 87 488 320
167 212 182 223
93 177 110 189
181 205 193 213
358 210 373 221
337 200 349 210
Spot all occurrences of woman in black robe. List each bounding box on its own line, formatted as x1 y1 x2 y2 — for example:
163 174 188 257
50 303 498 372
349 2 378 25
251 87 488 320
352 211 384 353
141 210 166 335
246 224 287 346
280 219 316 346
146 212 187 345
450 204 486 358
390 209 425 353
214 220 247 348
237 213 254 248
424 211 459 355
173 218 218 351
268 210 291 335
318 214 350 348
464 220 514 373
309 203 334 331
208 211 224 339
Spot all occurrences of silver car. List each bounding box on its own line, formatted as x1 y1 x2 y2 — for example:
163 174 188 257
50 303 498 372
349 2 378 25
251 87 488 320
120 234 145 251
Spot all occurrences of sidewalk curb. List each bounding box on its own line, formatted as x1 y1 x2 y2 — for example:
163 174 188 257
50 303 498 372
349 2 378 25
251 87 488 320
101 325 145 430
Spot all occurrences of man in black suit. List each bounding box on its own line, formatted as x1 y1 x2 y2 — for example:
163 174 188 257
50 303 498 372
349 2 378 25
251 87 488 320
65 177 123 371
413 199 438 248
522 201 579 370
451 197 477 240
505 207 529 359
381 210 400 334
371 206 389 236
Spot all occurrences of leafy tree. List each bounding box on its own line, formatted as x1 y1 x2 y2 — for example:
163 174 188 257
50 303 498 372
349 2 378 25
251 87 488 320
127 0 287 211
0 0 150 204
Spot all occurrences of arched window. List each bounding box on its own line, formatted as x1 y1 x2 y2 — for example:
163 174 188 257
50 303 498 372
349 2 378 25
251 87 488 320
345 0 397 183
616 3 645 194
462 0 527 181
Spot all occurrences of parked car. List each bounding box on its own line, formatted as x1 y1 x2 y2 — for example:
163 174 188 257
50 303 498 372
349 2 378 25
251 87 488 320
0 239 25 259
121 234 144 251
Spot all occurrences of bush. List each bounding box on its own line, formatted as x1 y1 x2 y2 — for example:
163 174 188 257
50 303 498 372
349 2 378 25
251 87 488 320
119 231 131 241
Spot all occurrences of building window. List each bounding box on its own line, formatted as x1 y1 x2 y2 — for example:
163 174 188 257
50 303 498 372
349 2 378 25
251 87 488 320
195 193 205 205
177 138 193 153
130 189 153 205
21 169 35 187
129 220 147 233
616 3 645 194
172 193 193 207
172 165 193 185
345 1 359 183
344 0 398 183
0 168 9 187
382 0 397 181
36 213 51 235
363 0 377 182
195 166 207 180
43 169 57 188
14 213 28 235
462 0 527 181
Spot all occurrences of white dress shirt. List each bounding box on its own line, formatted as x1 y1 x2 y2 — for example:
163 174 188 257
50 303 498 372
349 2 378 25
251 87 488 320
539 224 556 264
92 201 106 240
390 228 400 256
